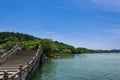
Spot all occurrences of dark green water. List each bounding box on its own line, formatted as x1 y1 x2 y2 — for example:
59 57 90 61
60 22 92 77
33 53 120 80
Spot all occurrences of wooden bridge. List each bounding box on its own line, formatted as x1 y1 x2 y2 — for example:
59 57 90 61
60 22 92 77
0 45 45 80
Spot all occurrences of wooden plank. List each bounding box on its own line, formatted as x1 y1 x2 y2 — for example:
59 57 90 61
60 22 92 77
0 67 19 69
0 69 18 71
0 72 16 75
0 50 39 80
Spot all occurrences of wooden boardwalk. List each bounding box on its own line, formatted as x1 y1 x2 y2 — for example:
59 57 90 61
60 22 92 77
0 45 44 80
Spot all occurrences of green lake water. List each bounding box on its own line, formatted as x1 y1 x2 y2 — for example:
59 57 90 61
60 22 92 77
33 53 120 80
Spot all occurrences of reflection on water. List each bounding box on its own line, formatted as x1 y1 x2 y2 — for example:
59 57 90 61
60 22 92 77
54 54 75 59
33 53 120 80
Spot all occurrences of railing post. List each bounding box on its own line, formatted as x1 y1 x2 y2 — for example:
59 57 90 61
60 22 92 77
19 64 23 80
0 54 1 59
3 70 9 80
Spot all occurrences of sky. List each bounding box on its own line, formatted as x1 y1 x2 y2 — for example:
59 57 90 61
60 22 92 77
0 0 120 50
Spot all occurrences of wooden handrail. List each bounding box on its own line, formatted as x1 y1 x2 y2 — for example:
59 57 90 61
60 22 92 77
0 45 22 64
8 45 43 80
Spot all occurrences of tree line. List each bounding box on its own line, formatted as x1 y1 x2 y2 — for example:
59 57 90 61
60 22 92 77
0 32 120 57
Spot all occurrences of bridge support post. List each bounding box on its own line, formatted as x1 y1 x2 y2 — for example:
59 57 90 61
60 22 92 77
3 70 9 80
19 64 23 80
0 54 2 59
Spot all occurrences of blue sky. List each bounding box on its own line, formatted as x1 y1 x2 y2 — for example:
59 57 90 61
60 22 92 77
0 0 120 50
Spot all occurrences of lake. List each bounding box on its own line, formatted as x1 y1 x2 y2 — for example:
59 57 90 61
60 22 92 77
33 53 120 80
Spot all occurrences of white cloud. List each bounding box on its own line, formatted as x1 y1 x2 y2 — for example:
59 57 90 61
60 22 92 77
48 0 94 12
98 16 120 22
45 32 55 35
90 0 120 12
104 23 120 34
40 31 65 41
104 29 120 34
51 0 120 12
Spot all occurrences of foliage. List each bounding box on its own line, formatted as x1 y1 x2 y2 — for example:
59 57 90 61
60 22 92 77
40 39 58 57
0 32 120 56
0 32 77 56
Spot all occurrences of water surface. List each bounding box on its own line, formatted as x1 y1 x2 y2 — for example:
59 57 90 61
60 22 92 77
33 53 120 80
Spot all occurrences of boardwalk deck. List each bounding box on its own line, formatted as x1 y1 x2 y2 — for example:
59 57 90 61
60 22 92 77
0 45 44 80
0 51 36 79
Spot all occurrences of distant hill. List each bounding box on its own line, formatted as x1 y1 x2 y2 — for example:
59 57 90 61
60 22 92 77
0 32 39 44
0 32 120 57
0 32 77 56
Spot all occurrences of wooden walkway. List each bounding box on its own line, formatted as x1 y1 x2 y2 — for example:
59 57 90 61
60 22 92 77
0 45 44 80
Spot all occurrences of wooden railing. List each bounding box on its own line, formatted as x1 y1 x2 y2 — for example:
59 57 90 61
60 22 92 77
0 45 22 64
3 46 44 80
